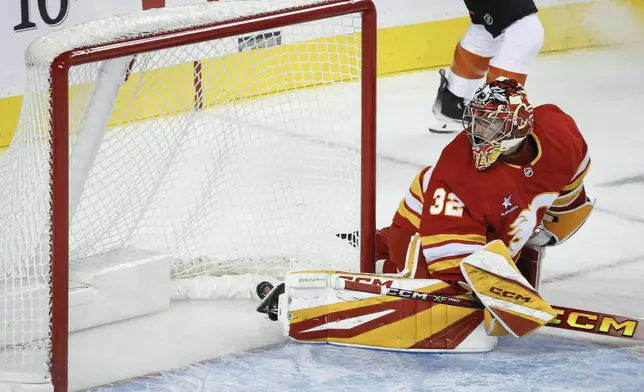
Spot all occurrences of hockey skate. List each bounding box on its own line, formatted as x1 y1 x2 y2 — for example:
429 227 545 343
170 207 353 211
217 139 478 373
256 282 285 321
428 69 466 134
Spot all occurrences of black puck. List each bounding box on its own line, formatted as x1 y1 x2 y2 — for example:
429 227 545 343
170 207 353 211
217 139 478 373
256 281 274 300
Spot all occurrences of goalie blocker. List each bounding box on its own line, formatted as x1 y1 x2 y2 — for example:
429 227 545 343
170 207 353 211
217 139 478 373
258 241 556 352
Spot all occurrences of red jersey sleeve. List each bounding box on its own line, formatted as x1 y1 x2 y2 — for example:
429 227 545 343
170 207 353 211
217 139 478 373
537 105 592 210
392 166 433 232
553 139 590 210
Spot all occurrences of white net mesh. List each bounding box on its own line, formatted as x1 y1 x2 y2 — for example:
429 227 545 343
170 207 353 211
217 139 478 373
0 0 371 388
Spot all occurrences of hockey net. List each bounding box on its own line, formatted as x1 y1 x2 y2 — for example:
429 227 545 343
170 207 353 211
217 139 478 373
0 0 376 389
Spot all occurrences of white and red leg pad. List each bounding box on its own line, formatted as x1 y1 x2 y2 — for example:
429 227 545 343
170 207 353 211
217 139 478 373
279 270 497 353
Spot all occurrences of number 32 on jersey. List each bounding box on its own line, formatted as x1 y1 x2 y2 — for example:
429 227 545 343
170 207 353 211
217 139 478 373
429 188 464 217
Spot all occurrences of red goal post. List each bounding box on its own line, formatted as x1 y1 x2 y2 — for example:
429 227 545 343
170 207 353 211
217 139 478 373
41 1 377 390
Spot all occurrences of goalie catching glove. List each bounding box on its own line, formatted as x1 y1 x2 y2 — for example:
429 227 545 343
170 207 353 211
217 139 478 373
460 240 557 337
527 197 595 248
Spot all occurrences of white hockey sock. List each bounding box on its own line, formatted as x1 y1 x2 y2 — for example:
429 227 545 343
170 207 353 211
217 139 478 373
447 71 484 101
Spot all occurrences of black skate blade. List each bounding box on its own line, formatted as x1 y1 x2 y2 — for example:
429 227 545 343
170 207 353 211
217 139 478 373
429 126 460 134
428 113 462 134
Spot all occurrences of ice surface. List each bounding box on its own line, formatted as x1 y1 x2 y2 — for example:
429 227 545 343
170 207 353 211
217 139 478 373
91 336 644 392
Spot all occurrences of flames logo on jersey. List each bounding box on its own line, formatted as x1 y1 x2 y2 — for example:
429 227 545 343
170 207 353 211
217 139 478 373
507 193 558 256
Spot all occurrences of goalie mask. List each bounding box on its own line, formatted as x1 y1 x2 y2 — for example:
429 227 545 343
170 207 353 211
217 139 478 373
463 77 534 171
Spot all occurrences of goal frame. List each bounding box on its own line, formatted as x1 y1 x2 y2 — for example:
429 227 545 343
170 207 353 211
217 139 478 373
46 1 377 390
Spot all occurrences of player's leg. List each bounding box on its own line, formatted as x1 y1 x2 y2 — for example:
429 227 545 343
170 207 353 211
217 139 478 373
429 0 542 133
515 246 545 290
334 224 424 276
479 0 542 85
429 23 497 133
487 13 544 85
380 225 428 276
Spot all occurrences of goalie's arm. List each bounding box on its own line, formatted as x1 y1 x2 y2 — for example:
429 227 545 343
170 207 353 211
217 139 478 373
529 151 593 247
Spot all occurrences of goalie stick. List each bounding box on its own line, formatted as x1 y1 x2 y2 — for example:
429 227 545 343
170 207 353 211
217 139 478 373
342 280 644 342
339 279 484 310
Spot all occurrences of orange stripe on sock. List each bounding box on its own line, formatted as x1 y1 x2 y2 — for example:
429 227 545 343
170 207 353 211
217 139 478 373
486 66 528 85
451 44 492 80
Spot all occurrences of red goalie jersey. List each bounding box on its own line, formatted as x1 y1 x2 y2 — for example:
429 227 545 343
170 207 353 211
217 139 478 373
381 103 591 283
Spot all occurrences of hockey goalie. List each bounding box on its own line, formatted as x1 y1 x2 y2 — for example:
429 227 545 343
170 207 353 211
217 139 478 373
258 77 594 353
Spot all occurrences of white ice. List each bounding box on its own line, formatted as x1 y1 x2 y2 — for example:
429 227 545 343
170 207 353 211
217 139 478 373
54 43 644 391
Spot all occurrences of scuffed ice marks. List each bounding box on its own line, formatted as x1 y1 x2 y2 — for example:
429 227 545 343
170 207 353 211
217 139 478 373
91 335 644 392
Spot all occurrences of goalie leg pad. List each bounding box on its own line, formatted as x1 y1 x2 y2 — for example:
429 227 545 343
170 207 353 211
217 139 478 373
282 271 496 353
484 309 509 337
460 240 557 337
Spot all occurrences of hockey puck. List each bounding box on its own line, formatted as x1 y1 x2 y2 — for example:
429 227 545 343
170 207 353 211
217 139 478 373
256 281 274 300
